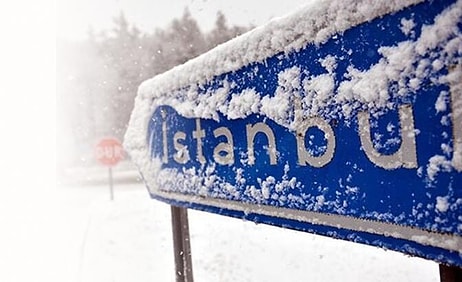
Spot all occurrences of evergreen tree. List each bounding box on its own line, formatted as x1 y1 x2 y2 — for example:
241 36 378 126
97 12 150 139
57 8 251 167
207 11 249 49
162 8 207 68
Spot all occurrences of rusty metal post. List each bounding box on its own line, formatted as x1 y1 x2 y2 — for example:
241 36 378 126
440 264 462 282
171 206 194 282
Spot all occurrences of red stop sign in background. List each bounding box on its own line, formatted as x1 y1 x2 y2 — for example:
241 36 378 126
95 138 124 166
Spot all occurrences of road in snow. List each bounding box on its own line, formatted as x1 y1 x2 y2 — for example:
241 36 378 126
0 173 438 282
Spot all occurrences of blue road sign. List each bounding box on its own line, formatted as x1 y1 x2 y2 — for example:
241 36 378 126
125 0 462 266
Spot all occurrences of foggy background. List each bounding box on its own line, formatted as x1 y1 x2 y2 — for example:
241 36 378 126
56 8 251 179
55 0 309 183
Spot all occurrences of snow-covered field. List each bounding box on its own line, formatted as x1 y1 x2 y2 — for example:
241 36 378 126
1 169 440 282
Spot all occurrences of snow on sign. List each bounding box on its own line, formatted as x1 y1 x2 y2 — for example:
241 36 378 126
125 0 462 266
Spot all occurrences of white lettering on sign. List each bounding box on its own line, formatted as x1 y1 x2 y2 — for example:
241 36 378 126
160 104 421 170
295 116 335 168
358 104 418 170
294 98 335 168
449 64 462 171
173 131 189 164
95 145 123 159
246 122 278 165
158 86 459 172
213 127 234 165
161 109 168 164
193 119 206 164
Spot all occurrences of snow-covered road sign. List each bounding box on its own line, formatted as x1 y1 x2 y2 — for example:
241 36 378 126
125 0 462 266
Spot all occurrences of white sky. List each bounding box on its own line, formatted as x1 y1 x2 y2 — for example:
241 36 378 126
0 1 55 194
57 0 311 40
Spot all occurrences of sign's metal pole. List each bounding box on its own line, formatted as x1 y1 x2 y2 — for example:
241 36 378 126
108 167 114 201
171 206 194 282
181 208 193 282
440 264 462 282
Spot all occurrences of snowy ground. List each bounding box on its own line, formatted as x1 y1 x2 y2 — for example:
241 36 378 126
1 168 440 282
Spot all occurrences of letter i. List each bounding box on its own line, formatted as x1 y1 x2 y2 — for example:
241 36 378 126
161 108 168 164
193 119 206 164
450 65 462 171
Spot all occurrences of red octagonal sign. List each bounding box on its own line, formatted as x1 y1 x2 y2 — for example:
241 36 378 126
95 137 124 166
